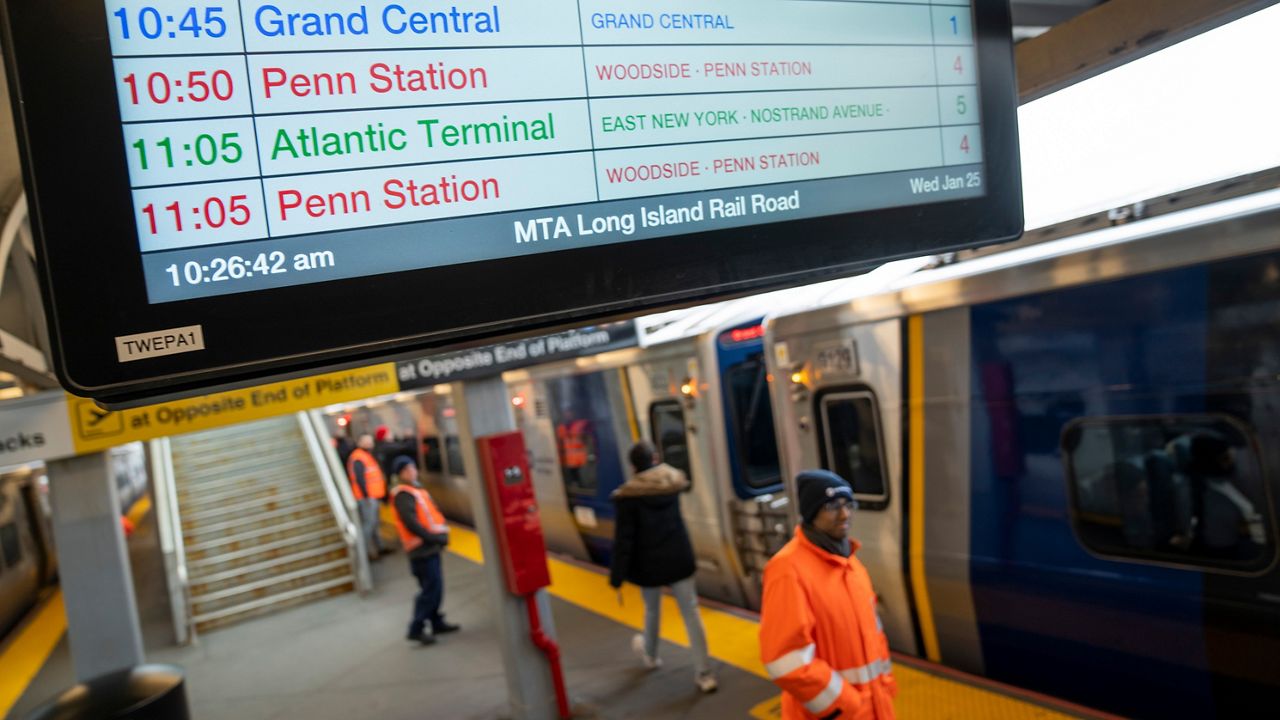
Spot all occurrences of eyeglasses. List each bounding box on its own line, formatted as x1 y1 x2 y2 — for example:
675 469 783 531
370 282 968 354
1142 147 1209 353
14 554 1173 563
821 498 858 513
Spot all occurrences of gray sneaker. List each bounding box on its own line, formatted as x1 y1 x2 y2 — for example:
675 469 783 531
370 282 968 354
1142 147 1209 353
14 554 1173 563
631 634 662 669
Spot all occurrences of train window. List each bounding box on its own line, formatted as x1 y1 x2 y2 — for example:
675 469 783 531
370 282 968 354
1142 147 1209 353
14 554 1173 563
422 436 444 473
726 355 781 489
1062 416 1275 573
817 390 889 506
0 522 19 568
444 436 467 478
650 401 693 484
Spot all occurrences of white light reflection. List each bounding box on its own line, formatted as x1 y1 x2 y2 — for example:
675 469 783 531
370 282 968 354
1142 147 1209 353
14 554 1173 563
1019 4 1280 230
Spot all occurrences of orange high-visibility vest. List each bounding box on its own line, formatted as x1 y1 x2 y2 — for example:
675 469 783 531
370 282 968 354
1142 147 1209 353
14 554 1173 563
346 448 387 500
760 527 898 720
557 420 589 468
391 485 449 552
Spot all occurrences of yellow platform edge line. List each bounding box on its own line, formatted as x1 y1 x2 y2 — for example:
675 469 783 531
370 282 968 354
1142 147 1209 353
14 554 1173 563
0 590 67 718
445 525 767 677
446 526 1081 717
907 315 942 664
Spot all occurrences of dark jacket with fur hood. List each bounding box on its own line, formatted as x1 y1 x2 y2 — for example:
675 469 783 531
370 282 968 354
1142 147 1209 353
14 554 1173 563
609 463 697 588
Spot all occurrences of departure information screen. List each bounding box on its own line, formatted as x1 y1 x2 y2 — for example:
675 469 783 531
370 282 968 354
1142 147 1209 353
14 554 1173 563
3 0 1017 403
104 0 987 303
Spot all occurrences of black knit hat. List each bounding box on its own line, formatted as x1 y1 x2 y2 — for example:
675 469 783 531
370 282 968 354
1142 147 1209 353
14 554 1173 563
391 455 416 477
797 469 854 523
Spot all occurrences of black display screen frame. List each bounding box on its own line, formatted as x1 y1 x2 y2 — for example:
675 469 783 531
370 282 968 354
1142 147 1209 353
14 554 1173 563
1 0 1022 406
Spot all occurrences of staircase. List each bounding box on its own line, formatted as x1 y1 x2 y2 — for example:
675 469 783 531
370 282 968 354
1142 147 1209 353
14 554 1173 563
167 416 360 634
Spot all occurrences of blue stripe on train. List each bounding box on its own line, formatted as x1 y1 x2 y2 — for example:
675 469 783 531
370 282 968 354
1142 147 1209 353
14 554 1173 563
967 265 1213 718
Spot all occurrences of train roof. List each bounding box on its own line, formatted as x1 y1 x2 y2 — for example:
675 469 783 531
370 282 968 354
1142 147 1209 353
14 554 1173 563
769 185 1280 336
635 259 933 349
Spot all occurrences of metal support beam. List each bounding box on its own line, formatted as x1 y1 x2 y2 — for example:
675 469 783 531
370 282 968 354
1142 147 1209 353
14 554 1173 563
47 452 146 681
455 376 561 720
1017 0 1278 103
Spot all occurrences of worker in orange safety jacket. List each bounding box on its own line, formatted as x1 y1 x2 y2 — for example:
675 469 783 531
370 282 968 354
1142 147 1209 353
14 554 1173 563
347 434 388 561
556 418 592 489
760 470 898 720
390 455 459 645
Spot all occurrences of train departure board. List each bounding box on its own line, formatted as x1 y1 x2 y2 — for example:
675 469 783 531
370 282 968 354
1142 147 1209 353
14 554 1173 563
1 1 1021 404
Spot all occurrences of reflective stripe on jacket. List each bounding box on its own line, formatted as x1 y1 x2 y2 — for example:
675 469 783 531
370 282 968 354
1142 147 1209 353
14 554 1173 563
760 527 898 720
391 485 449 553
346 448 387 500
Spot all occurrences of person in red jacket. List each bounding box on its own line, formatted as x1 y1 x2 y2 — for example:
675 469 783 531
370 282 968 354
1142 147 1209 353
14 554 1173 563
760 470 898 720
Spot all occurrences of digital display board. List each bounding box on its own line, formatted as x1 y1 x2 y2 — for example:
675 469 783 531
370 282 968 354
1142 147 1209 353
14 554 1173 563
1 0 1021 404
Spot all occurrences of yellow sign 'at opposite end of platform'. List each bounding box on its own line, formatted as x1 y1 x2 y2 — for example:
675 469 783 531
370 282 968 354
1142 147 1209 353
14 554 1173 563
66 363 400 454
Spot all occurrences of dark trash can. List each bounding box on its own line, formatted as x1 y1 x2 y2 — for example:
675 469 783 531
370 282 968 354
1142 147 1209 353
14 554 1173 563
23 664 189 720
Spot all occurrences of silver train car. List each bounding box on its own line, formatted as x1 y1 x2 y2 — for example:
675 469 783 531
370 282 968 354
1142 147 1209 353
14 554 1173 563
765 187 1280 718
0 466 56 635
388 268 919 609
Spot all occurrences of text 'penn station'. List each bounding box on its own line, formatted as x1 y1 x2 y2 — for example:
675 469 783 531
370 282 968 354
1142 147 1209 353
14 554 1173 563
253 4 737 37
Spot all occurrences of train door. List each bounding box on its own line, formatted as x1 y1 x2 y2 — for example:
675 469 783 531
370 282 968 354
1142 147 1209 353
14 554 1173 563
714 321 792 606
0 474 40 635
508 377 591 561
626 354 749 606
543 370 631 566
414 391 474 525
772 319 918 655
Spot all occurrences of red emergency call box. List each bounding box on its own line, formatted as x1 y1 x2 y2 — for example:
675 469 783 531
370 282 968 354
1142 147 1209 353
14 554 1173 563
477 431 552 595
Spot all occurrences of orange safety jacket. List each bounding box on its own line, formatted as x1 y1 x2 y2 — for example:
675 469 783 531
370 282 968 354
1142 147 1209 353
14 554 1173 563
760 527 898 720
391 485 449 552
346 448 387 500
557 420 590 468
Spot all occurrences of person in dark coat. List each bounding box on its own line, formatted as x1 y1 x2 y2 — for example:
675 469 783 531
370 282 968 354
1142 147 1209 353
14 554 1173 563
610 441 717 693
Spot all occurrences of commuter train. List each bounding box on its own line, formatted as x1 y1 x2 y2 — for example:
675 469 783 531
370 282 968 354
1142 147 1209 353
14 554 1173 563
0 466 57 636
763 186 1280 718
333 182 1280 718
0 443 146 637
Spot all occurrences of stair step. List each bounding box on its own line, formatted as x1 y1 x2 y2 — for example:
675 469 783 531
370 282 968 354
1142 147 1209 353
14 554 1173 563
177 472 319 508
185 511 336 556
179 485 325 524
191 562 352 613
173 450 315 480
182 498 331 540
193 577 354 633
171 417 298 445
188 528 344 572
190 545 351 597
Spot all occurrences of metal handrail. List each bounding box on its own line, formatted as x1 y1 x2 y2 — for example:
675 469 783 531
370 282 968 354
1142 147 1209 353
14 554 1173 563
297 411 372 593
150 437 194 644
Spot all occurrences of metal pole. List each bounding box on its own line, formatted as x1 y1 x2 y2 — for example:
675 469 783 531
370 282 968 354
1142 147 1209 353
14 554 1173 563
455 376 560 720
47 451 146 681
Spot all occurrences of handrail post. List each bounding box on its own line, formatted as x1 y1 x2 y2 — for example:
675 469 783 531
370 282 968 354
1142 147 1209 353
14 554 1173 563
297 412 372 593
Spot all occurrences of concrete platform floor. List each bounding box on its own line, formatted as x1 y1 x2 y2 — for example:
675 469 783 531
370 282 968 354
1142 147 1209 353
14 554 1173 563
10 551 777 719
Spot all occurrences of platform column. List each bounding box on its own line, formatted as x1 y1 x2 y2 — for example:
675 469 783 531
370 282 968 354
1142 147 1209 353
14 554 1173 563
456 375 561 720
46 451 146 681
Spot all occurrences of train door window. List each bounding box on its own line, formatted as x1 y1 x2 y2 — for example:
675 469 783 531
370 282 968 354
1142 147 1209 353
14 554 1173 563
817 390 889 507
422 436 443 473
726 354 781 489
650 401 693 483
0 522 19 568
444 436 466 478
1062 416 1275 573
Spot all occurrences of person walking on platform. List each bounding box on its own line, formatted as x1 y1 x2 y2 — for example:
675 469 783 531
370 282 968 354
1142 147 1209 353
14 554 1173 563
610 441 718 693
390 455 459 645
346 434 387 562
760 470 898 720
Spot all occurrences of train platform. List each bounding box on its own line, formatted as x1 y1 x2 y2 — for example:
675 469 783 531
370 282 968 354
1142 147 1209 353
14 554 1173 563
3 523 1114 720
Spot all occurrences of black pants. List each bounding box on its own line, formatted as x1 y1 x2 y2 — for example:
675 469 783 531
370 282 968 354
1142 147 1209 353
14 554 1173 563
409 553 444 636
